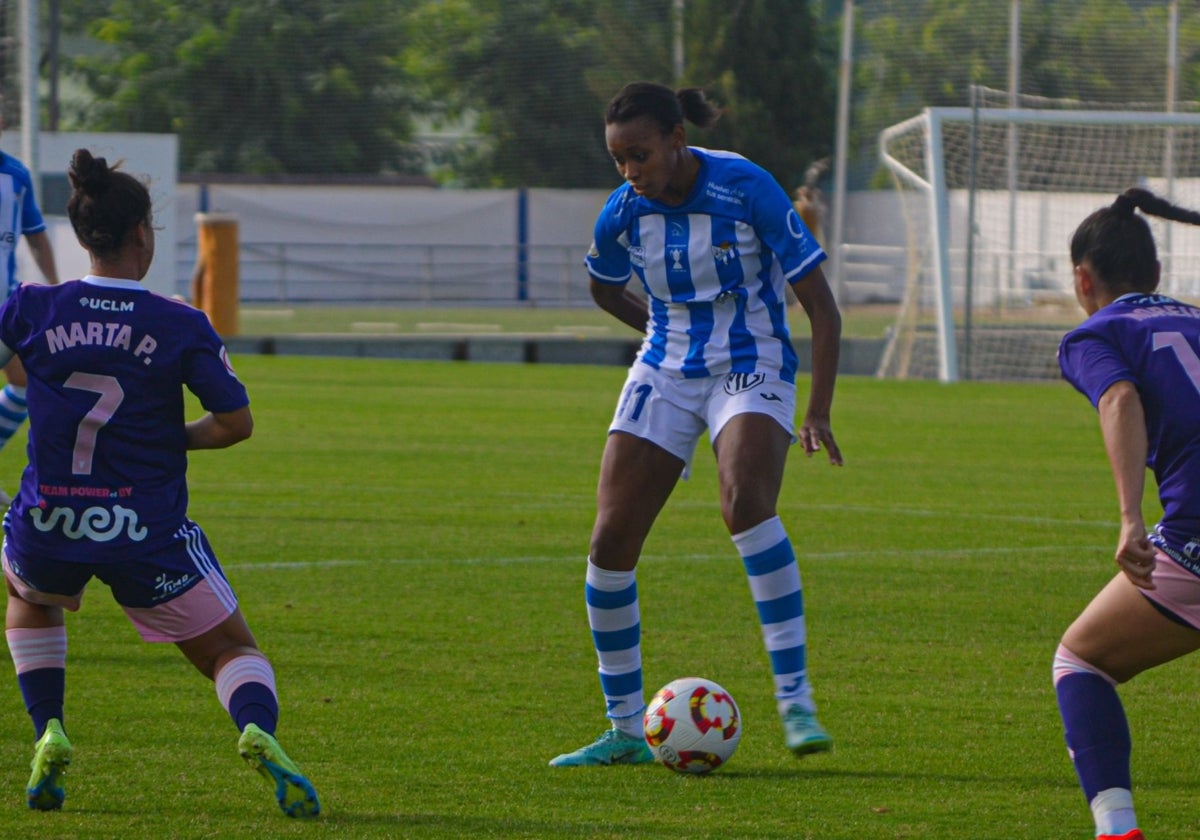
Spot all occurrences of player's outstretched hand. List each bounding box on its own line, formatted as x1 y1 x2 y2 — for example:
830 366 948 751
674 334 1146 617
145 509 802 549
798 418 843 466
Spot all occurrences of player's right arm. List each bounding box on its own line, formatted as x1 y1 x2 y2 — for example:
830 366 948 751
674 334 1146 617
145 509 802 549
585 190 647 333
590 279 648 333
185 406 253 450
1096 379 1156 590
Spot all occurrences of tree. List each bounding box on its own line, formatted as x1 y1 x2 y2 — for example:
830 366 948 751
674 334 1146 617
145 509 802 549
682 0 837 192
58 0 421 175
854 0 1200 186
403 0 617 188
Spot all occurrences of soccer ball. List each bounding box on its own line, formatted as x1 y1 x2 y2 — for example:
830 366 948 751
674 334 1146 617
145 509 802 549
643 677 741 774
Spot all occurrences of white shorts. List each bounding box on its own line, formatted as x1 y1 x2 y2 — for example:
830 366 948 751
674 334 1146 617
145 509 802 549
608 364 797 475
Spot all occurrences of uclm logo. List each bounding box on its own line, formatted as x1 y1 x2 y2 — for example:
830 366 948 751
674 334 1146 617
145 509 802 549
78 297 134 312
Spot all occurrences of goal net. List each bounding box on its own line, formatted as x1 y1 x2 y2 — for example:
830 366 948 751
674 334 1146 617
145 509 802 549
877 93 1200 381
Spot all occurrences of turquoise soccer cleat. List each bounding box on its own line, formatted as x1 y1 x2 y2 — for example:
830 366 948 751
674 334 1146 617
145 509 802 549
782 705 834 756
237 723 321 818
26 718 71 811
548 728 654 767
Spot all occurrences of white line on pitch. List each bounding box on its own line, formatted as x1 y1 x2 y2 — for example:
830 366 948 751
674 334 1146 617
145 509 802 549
226 544 1112 571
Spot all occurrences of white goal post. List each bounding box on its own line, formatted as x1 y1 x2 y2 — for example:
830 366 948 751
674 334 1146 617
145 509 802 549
878 106 1200 382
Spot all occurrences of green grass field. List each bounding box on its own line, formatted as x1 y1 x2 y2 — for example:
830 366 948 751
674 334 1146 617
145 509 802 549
0 356 1194 839
235 303 905 340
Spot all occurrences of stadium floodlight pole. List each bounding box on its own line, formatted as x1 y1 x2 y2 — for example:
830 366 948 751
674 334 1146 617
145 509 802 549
19 0 39 199
1165 0 1179 281
672 0 684 83
828 0 854 304
1005 0 1020 310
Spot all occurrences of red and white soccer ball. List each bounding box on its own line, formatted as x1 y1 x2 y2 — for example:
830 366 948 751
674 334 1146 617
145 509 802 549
643 677 741 774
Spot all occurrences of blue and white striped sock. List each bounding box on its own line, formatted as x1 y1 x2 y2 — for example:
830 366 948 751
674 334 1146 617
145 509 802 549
585 558 643 737
0 384 27 453
735 516 814 716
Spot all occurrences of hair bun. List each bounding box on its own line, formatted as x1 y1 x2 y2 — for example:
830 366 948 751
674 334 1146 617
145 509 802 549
1113 193 1135 217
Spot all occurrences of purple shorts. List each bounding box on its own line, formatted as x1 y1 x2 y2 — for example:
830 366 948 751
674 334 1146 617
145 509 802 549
2 519 238 642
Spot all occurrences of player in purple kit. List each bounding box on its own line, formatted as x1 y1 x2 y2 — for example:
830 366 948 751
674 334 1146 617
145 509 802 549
0 149 319 817
1055 187 1200 840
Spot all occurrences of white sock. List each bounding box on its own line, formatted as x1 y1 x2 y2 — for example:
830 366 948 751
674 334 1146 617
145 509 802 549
1090 787 1137 837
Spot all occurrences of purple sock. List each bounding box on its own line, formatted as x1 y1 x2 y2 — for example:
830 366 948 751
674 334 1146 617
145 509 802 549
1056 670 1132 801
228 683 279 734
17 668 64 740
216 654 279 734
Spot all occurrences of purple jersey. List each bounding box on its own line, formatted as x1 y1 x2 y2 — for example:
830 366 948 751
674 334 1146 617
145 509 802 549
1059 293 1200 547
0 276 248 564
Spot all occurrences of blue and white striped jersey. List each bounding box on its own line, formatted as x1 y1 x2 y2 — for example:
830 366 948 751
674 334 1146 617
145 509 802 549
586 147 826 382
0 153 47 295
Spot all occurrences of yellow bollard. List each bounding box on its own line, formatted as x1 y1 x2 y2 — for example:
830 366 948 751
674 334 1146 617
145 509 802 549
193 212 239 337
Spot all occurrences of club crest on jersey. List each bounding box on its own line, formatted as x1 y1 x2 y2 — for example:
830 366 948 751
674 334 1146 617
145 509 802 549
724 372 766 395
628 245 646 268
712 242 737 265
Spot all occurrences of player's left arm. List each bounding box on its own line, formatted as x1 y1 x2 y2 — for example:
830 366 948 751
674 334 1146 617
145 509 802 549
791 265 843 465
24 231 59 285
751 172 843 465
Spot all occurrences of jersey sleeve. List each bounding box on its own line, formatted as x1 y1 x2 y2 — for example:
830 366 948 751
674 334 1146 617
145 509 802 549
17 170 45 235
748 171 826 283
584 189 633 285
0 284 31 358
181 311 249 413
1058 328 1136 408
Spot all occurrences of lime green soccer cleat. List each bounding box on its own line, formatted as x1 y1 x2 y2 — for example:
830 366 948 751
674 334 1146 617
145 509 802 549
26 718 72 811
782 705 833 756
548 728 654 767
237 724 320 818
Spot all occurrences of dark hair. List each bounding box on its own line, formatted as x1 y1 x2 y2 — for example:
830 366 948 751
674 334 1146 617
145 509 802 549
1070 187 1200 294
604 81 722 134
66 148 152 259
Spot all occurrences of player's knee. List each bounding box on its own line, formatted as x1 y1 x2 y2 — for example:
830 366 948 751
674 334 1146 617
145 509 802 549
719 486 774 534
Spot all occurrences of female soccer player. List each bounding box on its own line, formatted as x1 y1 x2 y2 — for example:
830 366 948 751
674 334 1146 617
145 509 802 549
0 118 60 499
1055 187 1200 840
549 82 843 767
0 149 319 817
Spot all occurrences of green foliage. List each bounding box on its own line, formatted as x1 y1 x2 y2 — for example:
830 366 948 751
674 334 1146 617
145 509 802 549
0 355 1195 837
49 0 836 186
685 0 837 190
853 0 1200 186
402 0 614 188
58 0 421 175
